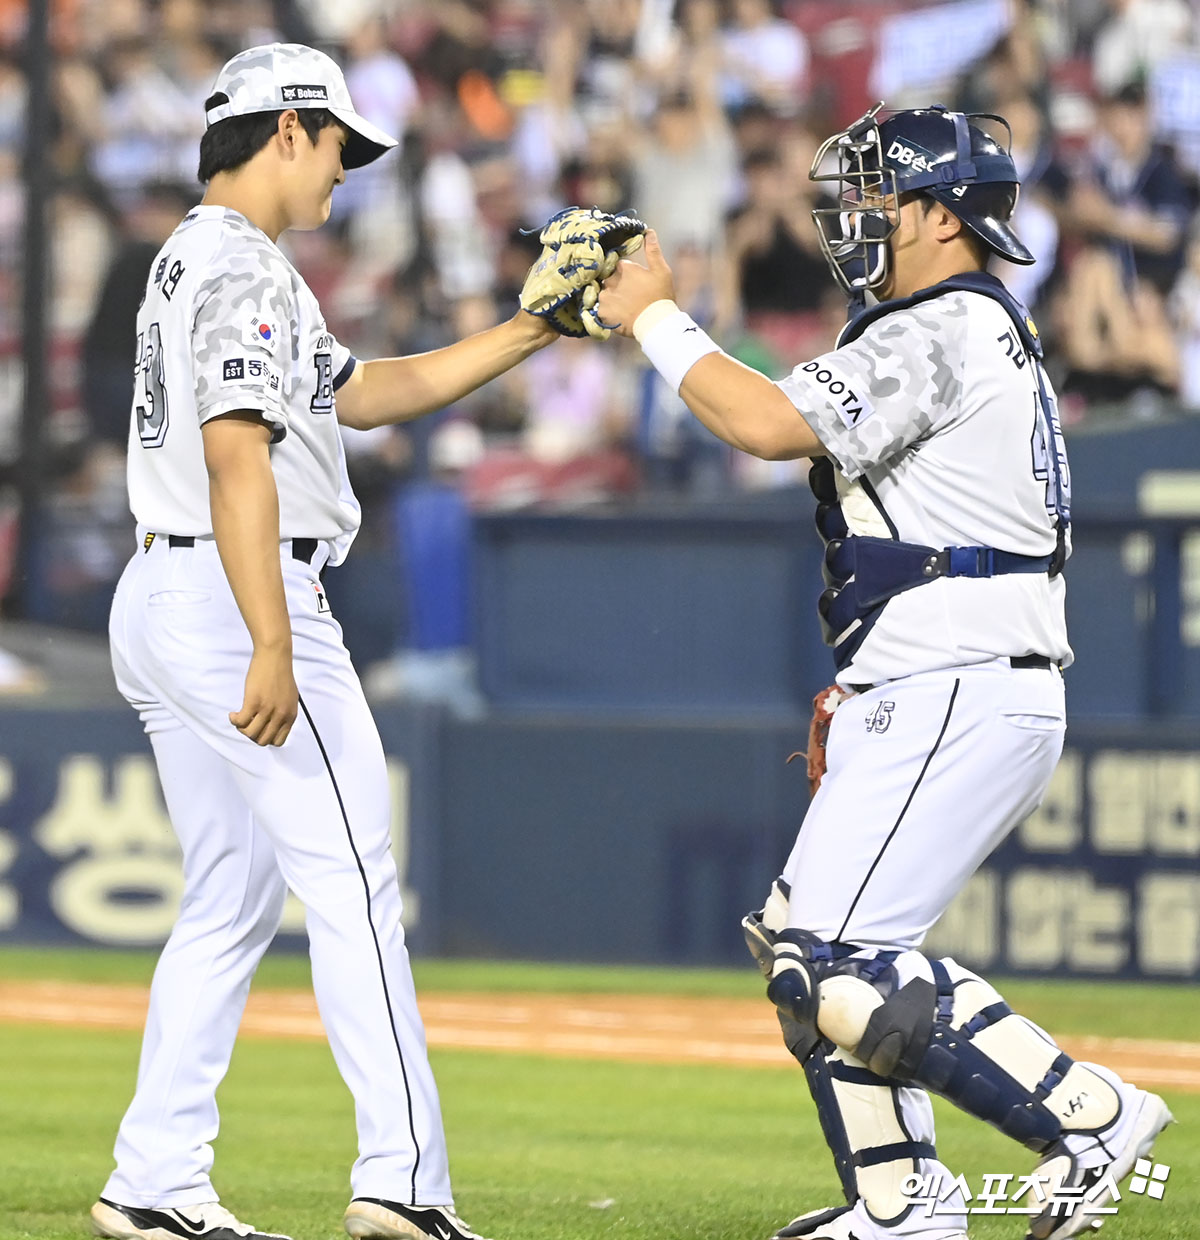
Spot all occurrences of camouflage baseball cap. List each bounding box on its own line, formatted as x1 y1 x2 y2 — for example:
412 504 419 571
205 42 398 169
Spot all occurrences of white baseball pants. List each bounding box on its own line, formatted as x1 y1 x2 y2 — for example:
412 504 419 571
103 530 452 1209
776 658 1066 1236
784 658 1066 948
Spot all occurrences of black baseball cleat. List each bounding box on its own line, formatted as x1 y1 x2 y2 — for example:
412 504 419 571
343 1197 491 1240
90 1197 292 1240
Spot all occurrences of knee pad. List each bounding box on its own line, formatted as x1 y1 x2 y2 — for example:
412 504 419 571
855 977 937 1078
766 929 822 1063
812 949 902 1054
763 932 905 1066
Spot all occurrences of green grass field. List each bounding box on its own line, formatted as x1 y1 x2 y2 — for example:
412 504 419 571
1 946 1195 1240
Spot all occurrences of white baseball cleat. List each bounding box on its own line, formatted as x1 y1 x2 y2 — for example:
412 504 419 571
343 1198 491 1240
772 1204 966 1240
90 1198 291 1240
1025 1083 1175 1240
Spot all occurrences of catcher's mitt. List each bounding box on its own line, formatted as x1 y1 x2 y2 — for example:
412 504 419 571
787 684 853 797
519 206 646 340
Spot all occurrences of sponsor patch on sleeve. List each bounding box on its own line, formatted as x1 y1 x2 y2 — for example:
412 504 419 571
221 355 281 391
798 359 876 429
246 357 282 391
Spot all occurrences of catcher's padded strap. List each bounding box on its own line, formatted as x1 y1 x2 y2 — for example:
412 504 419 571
962 1001 1011 1038
1035 1052 1074 1101
853 1140 938 1169
827 1058 897 1087
929 958 955 1025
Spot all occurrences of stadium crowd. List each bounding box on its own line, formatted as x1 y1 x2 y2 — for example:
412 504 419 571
2 0 1199 687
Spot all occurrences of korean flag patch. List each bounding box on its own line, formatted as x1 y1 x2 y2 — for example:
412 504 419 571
246 314 278 352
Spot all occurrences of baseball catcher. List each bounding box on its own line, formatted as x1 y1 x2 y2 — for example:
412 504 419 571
598 103 1172 1240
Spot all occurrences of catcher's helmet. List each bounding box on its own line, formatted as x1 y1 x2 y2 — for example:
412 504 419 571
810 102 1034 295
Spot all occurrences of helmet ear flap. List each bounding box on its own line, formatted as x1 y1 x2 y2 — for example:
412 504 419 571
927 180 1032 265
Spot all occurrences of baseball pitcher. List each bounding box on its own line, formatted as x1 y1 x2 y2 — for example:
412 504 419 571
598 103 1172 1240
94 41 640 1240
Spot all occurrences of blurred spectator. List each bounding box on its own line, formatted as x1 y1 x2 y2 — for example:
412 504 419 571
581 0 644 113
1048 79 1193 414
1169 225 1200 411
1065 82 1194 295
420 101 496 300
82 181 195 447
724 144 830 319
517 334 637 502
1055 244 1179 412
954 2 1049 115
90 37 199 203
632 86 736 261
51 179 113 335
719 0 808 116
1090 0 1194 98
993 94 1059 311
52 55 108 178
635 242 732 494
332 15 421 275
363 418 486 717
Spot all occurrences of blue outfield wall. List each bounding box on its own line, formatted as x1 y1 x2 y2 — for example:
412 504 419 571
1 704 1198 982
3 420 1198 977
0 705 445 957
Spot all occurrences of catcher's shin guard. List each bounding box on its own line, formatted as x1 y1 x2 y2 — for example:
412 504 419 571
804 1043 858 1205
743 901 948 1227
808 1043 944 1226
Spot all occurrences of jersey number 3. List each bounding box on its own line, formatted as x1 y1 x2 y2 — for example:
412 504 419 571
136 322 169 449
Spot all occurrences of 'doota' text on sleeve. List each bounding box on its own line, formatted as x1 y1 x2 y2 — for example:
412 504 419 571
775 300 966 479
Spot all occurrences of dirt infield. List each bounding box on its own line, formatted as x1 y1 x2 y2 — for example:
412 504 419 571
3 979 1200 1091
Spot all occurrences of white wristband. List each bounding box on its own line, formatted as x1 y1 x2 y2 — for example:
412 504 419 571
634 302 722 394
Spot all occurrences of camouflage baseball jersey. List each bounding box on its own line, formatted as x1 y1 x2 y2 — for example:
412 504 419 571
127 205 361 564
777 289 1071 685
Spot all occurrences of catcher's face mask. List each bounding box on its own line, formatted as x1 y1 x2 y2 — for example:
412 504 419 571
809 103 899 296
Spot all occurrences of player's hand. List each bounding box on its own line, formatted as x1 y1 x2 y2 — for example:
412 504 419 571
231 646 298 747
596 230 676 338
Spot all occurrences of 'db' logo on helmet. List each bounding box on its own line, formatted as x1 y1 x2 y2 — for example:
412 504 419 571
886 140 936 173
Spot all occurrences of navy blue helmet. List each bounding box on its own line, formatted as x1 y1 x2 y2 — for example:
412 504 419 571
809 102 1034 296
